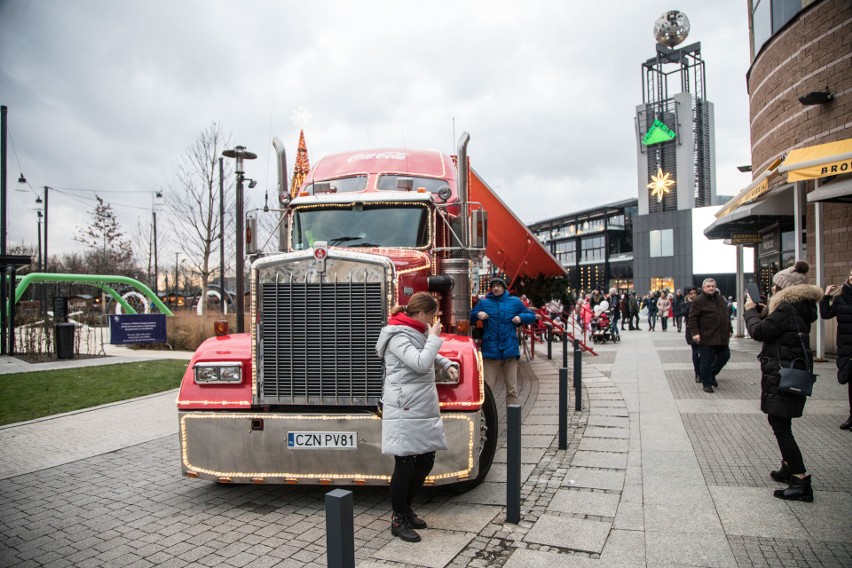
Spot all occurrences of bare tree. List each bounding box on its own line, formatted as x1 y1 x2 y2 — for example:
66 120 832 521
74 196 135 276
166 122 234 315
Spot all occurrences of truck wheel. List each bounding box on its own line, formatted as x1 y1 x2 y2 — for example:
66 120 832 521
450 383 498 493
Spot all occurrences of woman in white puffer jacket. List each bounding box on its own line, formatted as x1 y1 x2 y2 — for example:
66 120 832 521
376 292 458 543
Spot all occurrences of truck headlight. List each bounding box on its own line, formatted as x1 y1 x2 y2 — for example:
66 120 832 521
435 363 460 385
194 362 243 384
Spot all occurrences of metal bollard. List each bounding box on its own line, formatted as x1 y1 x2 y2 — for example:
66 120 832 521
547 328 552 360
325 489 355 568
559 367 568 450
506 404 522 524
562 329 568 368
573 339 582 411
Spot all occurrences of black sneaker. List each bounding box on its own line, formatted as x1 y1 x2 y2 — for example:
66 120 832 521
405 509 427 529
391 514 421 542
703 385 714 393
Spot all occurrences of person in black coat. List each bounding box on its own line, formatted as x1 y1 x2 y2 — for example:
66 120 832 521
673 289 685 332
682 287 701 382
744 261 823 502
818 267 852 430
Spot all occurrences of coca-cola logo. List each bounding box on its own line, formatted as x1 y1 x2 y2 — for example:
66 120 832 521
346 152 408 162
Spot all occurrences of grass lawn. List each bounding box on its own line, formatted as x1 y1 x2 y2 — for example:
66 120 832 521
0 359 189 426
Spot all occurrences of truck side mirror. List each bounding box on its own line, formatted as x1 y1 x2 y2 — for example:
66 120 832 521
471 209 487 251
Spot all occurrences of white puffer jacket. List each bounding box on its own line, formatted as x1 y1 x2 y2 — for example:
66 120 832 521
376 323 452 456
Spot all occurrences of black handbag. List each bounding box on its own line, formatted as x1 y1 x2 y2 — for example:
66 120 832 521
775 319 817 397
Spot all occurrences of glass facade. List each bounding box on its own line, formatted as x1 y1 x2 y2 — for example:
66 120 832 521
751 0 806 57
528 199 637 295
649 229 674 257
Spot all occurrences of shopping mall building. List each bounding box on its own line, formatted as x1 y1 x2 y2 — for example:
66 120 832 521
705 0 850 354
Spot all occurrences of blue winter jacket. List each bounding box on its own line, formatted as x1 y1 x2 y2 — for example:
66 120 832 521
470 291 537 360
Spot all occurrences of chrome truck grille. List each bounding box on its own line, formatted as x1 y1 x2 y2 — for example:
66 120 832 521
254 251 394 406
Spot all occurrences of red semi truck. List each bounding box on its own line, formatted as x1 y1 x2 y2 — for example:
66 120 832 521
177 133 503 489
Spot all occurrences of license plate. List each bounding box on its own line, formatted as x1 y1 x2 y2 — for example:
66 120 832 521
287 431 358 450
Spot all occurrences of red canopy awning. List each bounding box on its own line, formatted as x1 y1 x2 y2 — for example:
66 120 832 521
469 169 566 286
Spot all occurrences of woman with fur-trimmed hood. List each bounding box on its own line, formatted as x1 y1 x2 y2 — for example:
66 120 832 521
744 260 823 502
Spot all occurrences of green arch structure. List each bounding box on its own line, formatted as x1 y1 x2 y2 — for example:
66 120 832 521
11 273 174 316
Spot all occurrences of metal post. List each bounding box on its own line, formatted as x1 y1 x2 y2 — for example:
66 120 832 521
506 404 522 524
7 266 15 355
562 329 568 368
219 157 225 313
735 244 744 337
0 266 5 355
152 210 158 296
573 339 582 411
325 489 354 568
235 173 245 332
814 200 825 359
1 105 7 257
547 328 552 360
223 146 256 333
558 367 568 450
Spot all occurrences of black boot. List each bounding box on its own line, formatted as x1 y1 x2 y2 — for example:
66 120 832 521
391 513 421 542
773 475 813 502
840 416 852 430
695 372 701 383
405 509 427 529
770 461 791 483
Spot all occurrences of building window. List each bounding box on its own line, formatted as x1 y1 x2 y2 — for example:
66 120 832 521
751 0 804 58
649 229 673 257
581 236 605 263
650 277 674 293
554 240 576 266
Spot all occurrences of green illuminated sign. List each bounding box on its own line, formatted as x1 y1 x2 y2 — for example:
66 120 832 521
642 119 677 146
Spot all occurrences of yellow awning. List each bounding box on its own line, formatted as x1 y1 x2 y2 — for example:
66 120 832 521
779 138 852 181
714 158 782 218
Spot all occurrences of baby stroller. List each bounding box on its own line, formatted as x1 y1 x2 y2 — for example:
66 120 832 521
590 311 613 344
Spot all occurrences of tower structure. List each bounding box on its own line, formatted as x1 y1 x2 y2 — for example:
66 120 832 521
632 10 720 294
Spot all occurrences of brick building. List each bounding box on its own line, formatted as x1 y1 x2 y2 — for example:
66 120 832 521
705 0 851 354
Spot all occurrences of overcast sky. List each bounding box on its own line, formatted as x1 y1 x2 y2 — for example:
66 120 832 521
0 0 754 263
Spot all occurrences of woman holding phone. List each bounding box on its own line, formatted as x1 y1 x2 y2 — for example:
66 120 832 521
376 292 459 542
819 268 852 430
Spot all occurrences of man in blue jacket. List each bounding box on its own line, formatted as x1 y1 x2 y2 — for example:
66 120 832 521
470 276 537 405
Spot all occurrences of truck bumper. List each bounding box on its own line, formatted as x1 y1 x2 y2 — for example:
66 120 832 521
178 410 483 486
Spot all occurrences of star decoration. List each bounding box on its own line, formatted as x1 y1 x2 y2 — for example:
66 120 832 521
647 168 675 202
290 106 312 128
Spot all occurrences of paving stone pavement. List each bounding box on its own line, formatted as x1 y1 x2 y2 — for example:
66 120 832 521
0 331 850 567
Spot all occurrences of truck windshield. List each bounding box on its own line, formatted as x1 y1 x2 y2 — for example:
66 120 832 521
377 175 448 194
292 204 430 250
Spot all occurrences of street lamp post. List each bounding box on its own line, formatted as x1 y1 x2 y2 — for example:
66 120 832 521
222 145 257 333
174 252 180 298
219 157 225 313
152 191 163 296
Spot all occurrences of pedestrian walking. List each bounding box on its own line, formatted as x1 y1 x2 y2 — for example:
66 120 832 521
687 278 732 392
743 261 822 501
673 289 685 332
470 276 536 406
620 293 629 331
377 292 459 542
682 286 701 382
657 293 672 332
628 291 640 330
608 288 621 338
645 293 658 331
818 266 852 430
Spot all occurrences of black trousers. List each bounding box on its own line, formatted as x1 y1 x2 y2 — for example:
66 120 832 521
390 452 435 515
690 344 700 377
767 414 805 475
675 314 683 331
698 345 730 386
